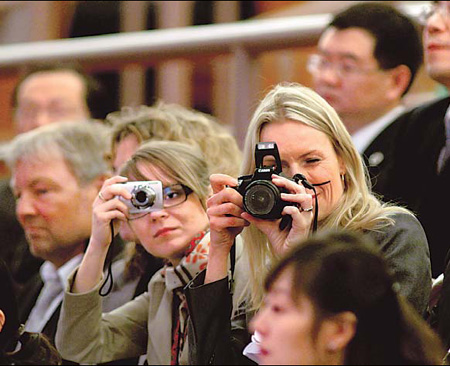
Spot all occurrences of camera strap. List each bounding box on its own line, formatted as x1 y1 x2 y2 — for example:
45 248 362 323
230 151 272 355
99 221 115 297
229 240 236 295
291 174 328 233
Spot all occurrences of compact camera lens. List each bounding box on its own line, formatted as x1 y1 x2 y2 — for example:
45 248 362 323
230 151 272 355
244 181 280 217
131 187 156 208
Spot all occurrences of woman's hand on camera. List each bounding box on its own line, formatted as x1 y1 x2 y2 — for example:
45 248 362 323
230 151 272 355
205 174 250 284
243 174 313 257
207 174 250 253
90 175 131 250
74 175 132 294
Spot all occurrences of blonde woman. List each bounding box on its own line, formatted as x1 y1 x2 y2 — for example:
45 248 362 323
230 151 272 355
186 82 431 364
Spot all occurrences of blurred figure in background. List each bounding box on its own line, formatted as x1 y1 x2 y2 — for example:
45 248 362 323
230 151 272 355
308 3 423 203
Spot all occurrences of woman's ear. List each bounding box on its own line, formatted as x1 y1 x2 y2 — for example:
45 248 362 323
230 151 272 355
0 310 5 332
321 311 357 354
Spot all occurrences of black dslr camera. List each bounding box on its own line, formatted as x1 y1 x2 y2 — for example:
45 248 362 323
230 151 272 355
235 142 295 219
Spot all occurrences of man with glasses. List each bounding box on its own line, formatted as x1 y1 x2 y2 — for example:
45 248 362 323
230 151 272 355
308 3 423 203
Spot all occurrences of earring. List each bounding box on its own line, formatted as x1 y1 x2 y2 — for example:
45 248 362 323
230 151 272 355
326 341 338 352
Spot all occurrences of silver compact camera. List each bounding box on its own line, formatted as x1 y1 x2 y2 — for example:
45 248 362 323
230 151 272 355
117 181 164 214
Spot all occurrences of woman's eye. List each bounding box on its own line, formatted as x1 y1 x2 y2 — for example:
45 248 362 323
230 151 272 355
165 191 180 200
306 158 320 164
272 305 284 314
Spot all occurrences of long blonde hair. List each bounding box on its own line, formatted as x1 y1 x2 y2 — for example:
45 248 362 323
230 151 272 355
241 82 411 309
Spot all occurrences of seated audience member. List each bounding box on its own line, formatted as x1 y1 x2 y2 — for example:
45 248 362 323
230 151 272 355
186 82 431 365
308 3 423 204
413 0 450 350
250 230 445 365
3 121 128 346
0 258 61 365
1 63 111 286
56 141 242 365
106 103 242 297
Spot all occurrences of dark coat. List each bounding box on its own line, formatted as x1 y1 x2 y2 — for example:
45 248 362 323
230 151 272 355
386 97 450 277
362 111 413 205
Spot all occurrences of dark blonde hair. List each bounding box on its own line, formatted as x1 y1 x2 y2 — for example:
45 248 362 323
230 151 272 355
120 140 210 210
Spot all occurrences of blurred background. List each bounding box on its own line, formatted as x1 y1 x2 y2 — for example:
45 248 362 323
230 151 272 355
0 1 440 151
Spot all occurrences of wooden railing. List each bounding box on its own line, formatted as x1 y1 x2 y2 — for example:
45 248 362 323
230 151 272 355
0 3 426 146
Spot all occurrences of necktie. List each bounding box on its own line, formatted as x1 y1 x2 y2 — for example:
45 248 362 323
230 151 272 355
437 107 450 174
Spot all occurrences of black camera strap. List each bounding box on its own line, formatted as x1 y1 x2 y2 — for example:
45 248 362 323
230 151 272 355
99 221 115 297
291 174 330 233
229 240 236 295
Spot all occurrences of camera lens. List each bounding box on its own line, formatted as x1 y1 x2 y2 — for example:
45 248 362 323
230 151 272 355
243 180 280 217
131 187 156 208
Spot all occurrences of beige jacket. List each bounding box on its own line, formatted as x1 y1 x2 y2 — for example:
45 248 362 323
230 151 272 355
55 233 214 365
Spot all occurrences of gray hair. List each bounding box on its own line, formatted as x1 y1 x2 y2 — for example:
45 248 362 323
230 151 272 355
4 120 111 185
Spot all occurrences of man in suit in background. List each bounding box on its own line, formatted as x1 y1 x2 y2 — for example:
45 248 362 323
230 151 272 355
308 3 423 204
0 64 111 287
3 121 131 345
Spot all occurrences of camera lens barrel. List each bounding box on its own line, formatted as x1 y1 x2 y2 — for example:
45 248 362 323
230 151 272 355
243 180 284 219
131 187 156 208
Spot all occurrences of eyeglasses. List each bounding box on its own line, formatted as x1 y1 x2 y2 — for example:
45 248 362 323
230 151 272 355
306 54 382 79
127 183 193 220
419 2 450 25
162 184 193 208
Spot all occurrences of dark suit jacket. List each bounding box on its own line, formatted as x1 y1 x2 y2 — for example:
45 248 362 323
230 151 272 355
362 111 412 205
383 97 450 278
18 273 61 344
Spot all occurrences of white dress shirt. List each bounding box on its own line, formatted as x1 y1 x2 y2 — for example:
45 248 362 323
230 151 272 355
25 254 83 333
352 106 406 154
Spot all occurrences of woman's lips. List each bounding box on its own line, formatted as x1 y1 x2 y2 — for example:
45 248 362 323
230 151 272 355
154 228 175 238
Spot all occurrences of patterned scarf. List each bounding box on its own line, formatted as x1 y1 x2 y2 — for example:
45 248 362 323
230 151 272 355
160 231 209 365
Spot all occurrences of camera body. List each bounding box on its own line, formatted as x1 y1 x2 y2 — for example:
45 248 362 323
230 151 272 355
235 142 294 219
117 181 164 214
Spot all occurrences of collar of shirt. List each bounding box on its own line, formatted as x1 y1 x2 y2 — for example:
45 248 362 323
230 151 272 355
40 253 84 288
352 105 406 154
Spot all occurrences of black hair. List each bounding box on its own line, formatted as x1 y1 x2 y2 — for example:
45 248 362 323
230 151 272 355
329 3 423 95
265 230 445 365
11 63 111 120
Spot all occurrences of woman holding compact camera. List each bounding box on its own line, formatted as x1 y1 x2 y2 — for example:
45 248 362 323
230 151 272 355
55 140 221 365
186 82 431 365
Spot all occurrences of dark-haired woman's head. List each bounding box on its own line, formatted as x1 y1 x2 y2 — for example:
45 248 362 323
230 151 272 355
250 230 442 365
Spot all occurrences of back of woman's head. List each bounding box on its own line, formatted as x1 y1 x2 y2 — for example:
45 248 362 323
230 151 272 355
266 230 444 365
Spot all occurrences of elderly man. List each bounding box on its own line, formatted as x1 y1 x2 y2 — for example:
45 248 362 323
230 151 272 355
0 64 111 286
4 121 130 345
